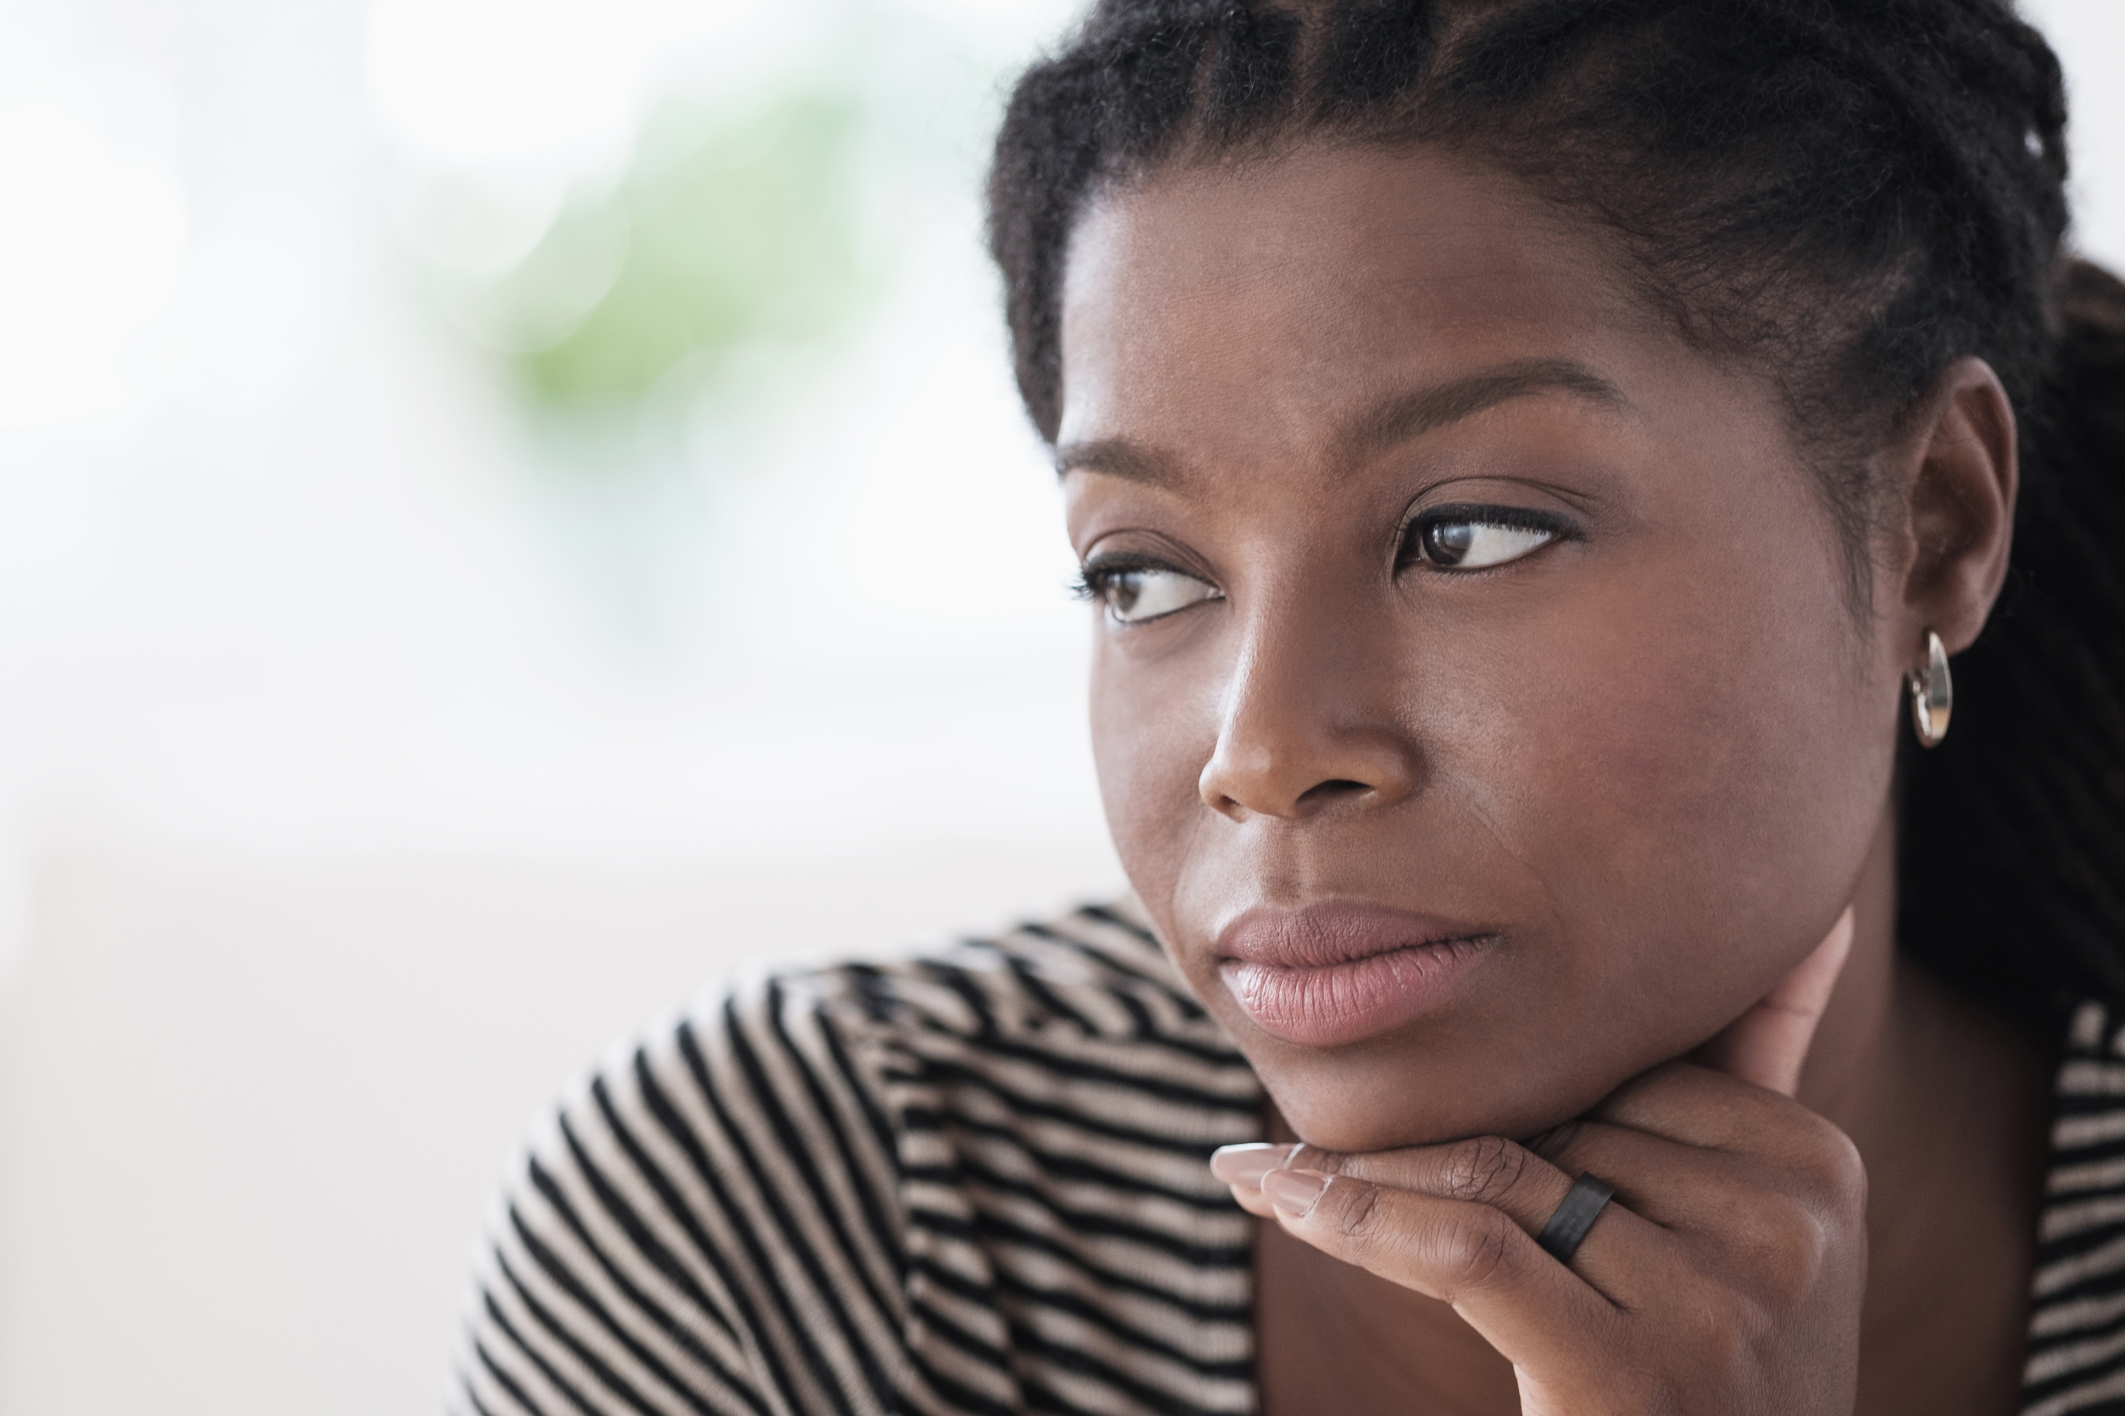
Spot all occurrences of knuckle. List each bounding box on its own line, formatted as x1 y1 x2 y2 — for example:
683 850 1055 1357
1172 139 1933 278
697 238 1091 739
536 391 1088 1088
1678 1288 1770 1374
1758 1121 1866 1270
1434 1208 1517 1300
1729 1189 1841 1306
1783 1203 1842 1297
1762 1110 1867 1205
1747 1194 1815 1264
1525 1119 1587 1165
1331 1177 1384 1239
1802 1122 1869 1212
1443 1134 1532 1206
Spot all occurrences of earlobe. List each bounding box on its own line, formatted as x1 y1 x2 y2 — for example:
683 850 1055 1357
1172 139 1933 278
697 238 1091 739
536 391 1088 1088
1895 357 2019 655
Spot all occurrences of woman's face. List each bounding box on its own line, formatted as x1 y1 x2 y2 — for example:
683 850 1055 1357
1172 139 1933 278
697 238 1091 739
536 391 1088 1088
1059 143 1909 1152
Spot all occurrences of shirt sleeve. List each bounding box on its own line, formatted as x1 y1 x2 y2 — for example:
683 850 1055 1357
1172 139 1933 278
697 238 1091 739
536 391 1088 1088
453 968 912 1416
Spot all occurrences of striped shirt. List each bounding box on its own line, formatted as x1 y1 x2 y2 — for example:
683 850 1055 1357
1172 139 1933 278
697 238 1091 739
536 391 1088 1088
455 901 2125 1416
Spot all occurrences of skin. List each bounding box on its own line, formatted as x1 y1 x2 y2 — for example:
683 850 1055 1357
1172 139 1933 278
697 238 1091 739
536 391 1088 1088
1056 142 2050 1413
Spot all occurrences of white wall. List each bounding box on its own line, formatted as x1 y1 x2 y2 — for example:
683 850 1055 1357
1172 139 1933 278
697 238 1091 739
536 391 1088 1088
0 0 1114 1411
2027 0 2125 268
0 3 2118 1413
1 834 1122 1416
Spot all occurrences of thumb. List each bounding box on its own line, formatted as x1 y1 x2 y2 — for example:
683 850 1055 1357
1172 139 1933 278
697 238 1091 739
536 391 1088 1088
1695 907 1856 1098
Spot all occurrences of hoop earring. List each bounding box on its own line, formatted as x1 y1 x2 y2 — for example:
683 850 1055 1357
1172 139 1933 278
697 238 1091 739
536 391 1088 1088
1907 629 1952 748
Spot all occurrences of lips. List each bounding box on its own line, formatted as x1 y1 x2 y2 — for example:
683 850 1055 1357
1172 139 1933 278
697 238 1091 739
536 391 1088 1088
1215 902 1492 1048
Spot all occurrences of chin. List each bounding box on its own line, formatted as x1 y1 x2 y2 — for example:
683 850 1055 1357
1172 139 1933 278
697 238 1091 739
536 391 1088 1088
1246 1031 1616 1155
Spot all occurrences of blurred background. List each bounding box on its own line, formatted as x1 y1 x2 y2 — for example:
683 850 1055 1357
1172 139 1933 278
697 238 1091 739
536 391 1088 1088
0 0 2117 1411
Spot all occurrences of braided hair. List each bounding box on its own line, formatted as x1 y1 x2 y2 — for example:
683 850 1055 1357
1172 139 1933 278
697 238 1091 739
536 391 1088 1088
986 0 2125 1031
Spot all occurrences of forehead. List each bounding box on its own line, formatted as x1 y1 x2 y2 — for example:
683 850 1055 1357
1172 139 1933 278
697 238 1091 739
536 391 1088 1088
1055 142 1660 453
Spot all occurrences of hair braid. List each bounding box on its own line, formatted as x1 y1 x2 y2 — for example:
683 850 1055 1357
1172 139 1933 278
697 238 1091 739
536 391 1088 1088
988 0 2125 1030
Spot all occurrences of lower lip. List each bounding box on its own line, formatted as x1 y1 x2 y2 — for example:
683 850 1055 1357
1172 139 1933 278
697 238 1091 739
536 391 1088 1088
1219 938 1488 1048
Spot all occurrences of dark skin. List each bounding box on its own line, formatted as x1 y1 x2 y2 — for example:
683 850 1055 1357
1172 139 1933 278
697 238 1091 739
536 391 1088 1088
1056 143 2050 1413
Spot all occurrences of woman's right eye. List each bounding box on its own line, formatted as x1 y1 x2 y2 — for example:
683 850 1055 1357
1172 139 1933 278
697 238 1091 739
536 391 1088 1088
1081 565 1221 624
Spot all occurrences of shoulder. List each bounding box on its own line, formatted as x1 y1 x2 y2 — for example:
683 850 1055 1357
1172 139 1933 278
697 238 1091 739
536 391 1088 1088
806 898 1259 1121
2022 998 2125 1416
634 897 1258 1166
455 899 1261 1416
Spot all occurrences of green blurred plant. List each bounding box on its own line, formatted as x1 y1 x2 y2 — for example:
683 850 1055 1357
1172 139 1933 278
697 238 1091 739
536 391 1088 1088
464 93 868 412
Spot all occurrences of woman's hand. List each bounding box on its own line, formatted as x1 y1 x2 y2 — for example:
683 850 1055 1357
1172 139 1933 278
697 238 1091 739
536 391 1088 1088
1212 909 1865 1416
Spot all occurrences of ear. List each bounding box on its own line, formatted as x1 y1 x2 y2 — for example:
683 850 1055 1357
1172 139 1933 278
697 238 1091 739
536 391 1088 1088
1883 357 2019 656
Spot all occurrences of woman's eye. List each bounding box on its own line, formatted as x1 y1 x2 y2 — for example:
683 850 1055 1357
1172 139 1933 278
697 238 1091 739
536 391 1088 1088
1412 516 1558 570
1085 565 1220 624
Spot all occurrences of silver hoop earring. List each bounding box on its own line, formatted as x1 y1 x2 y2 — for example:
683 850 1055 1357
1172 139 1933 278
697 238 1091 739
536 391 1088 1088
1907 629 1952 748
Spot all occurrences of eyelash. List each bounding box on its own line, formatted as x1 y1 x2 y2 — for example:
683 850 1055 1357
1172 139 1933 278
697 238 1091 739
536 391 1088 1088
1070 554 1184 602
1398 503 1577 570
1070 503 1575 611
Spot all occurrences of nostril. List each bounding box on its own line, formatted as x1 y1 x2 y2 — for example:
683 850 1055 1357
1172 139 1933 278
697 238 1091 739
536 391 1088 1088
1294 778 1371 809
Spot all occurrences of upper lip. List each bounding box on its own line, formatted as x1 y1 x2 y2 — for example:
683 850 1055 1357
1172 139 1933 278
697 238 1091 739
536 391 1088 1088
1215 901 1488 968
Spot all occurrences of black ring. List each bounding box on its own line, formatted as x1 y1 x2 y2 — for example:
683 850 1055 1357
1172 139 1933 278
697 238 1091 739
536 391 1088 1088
1535 1173 1615 1264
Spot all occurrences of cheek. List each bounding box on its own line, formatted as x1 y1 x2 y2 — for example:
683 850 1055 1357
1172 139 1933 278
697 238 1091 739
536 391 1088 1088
1453 549 1893 1009
1089 637 1221 898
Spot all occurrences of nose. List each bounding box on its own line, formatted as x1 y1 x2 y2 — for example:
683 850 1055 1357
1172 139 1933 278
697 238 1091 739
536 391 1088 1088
1197 601 1424 822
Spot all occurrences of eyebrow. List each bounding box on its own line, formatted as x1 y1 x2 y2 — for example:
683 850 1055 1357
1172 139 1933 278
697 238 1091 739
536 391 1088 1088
1340 358 1633 460
1054 357 1633 487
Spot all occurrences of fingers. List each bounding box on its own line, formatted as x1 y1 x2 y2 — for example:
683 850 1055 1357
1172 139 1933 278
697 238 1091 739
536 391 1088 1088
1531 1117 1859 1247
1215 1137 1577 1232
1695 907 1855 1097
1209 1144 1289 1219
1591 1060 1866 1188
1213 1134 1679 1302
1254 1166 1624 1386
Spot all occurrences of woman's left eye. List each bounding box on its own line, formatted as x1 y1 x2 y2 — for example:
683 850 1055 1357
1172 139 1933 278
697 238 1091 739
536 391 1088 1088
1408 513 1560 570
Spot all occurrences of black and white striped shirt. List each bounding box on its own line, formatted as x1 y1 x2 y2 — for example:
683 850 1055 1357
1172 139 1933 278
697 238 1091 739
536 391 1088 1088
455 901 2125 1416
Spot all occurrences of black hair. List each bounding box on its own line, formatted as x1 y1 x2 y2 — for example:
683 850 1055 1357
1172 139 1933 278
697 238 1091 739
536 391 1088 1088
986 0 2125 1031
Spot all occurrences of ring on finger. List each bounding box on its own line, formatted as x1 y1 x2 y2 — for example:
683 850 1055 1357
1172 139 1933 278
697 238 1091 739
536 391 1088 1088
1535 1172 1616 1264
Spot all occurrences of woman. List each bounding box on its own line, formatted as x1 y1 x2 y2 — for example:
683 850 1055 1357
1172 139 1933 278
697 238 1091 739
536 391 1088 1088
453 2 2125 1413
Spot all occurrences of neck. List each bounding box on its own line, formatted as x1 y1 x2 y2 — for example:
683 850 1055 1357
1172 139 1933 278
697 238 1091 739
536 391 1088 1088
1255 806 2053 1416
1803 808 2053 1415
1791 802 1910 1142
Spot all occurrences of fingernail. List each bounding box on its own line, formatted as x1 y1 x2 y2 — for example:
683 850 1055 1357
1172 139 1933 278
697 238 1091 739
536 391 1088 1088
1260 1167 1330 1217
1209 1143 1296 1187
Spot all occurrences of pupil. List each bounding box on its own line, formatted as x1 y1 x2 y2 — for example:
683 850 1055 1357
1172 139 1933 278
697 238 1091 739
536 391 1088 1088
1425 522 1474 566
